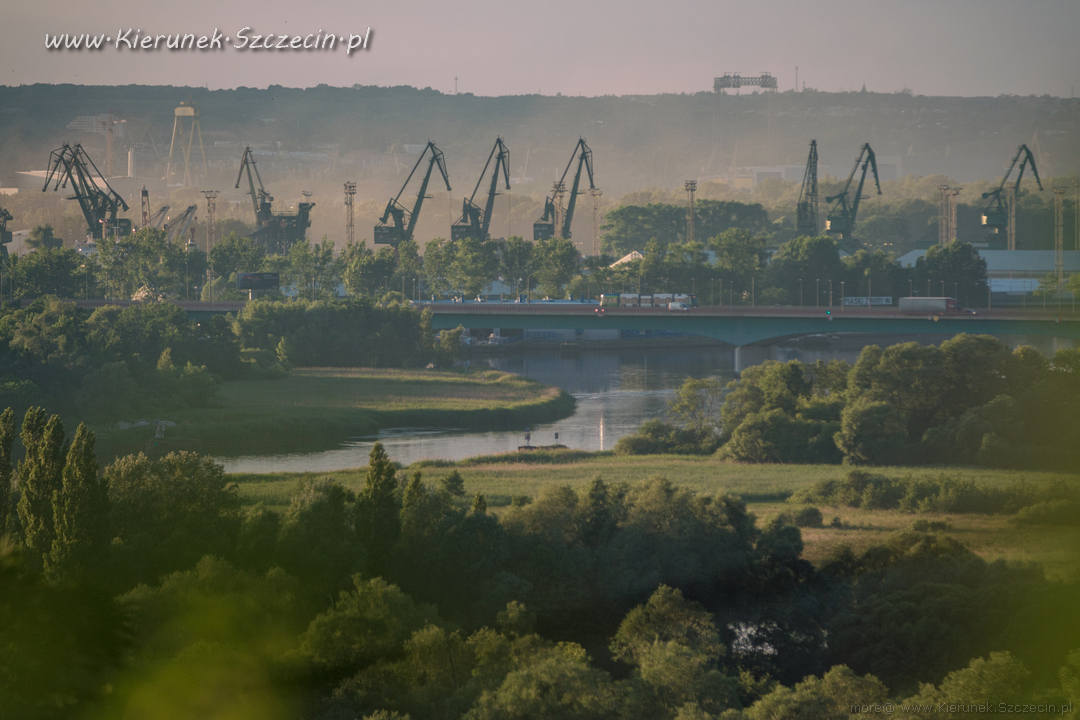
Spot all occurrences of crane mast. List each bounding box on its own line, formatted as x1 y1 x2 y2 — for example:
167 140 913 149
796 140 819 236
534 138 595 241
981 144 1043 249
452 138 510 241
375 141 451 246
42 143 132 241
825 142 881 247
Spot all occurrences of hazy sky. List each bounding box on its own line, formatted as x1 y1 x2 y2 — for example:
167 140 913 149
4 0 1078 97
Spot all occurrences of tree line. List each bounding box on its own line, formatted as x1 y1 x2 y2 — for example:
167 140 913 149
7 217 1007 308
618 334 1080 471
1 418 1077 719
0 296 461 425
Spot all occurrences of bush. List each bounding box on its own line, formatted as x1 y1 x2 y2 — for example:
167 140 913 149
792 506 823 528
835 401 908 466
1011 500 1080 526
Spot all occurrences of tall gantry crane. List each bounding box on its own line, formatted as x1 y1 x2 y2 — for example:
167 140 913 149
825 142 881 247
375 141 451 246
796 140 819 236
42 143 132 241
235 146 314 254
981 144 1043 251
534 138 595 242
451 138 510 241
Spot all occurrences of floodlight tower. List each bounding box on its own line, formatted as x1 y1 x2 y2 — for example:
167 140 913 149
685 181 697 244
345 181 357 245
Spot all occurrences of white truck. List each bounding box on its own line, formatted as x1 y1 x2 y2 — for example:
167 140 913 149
898 297 959 313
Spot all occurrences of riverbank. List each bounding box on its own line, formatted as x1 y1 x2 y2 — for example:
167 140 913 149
231 452 1080 581
93 368 575 459
460 334 729 359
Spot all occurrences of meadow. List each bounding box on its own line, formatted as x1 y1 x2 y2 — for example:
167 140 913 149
232 451 1080 582
93 367 574 457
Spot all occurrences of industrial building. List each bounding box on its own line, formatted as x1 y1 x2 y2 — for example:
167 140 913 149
897 249 1080 303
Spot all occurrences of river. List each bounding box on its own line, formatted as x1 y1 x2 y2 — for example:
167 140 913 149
219 332 1072 474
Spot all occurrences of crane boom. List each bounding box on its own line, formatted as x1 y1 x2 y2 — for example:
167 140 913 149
235 146 272 224
164 205 198 244
534 138 595 241
42 143 132 240
452 138 510 241
824 142 881 246
375 141 452 246
796 140 818 236
981 144 1043 234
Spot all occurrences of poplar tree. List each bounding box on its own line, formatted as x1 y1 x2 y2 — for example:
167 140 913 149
47 423 108 581
16 408 66 563
0 408 14 535
357 441 399 568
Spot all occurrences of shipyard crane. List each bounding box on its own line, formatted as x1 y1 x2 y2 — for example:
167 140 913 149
981 144 1043 250
163 205 198 244
825 142 881 246
796 140 819 236
235 146 313 253
451 138 510 241
42 143 132 241
375 141 451 246
534 138 595 241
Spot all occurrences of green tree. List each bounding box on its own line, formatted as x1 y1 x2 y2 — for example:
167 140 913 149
669 378 724 436
500 236 535 295
16 408 66 565
534 236 579 297
450 235 500 297
208 232 266 276
357 441 400 570
9 247 81 299
441 470 466 497
835 401 908 465
26 224 63 250
765 235 845 305
0 408 14 535
914 241 989 307
422 238 455 298
744 665 888 720
47 423 108 581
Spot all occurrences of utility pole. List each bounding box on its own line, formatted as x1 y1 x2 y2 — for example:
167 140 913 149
1054 187 1066 285
685 181 697 244
344 181 357 245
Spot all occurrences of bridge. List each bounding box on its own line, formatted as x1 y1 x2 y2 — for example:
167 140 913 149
50 299 1080 367
423 303 1080 368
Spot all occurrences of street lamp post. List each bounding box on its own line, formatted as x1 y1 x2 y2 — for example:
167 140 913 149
798 278 803 306
840 281 845 311
815 278 820 308
829 279 833 307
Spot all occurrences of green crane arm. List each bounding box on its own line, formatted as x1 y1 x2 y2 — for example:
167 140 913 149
401 140 451 241
235 146 271 220
559 138 595 240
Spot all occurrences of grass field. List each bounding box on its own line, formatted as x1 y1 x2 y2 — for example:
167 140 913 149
231 453 1080 582
94 368 574 458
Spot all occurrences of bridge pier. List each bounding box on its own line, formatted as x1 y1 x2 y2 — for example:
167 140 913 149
734 345 773 373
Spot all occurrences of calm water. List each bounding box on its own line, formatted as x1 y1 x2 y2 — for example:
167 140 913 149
218 333 1073 474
